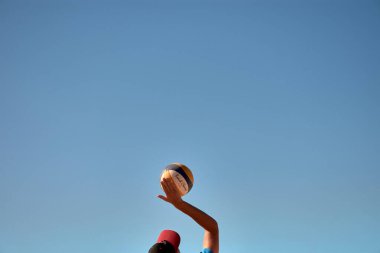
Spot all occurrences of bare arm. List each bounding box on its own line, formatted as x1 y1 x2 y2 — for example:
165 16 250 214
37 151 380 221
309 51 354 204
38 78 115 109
158 178 219 253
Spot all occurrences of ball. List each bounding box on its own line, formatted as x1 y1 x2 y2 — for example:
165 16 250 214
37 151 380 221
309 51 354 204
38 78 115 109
161 163 194 196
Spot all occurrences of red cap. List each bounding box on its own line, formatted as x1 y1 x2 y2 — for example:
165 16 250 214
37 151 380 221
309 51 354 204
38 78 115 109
157 230 181 252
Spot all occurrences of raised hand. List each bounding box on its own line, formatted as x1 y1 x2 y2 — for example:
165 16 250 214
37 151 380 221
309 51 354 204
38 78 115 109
158 178 183 206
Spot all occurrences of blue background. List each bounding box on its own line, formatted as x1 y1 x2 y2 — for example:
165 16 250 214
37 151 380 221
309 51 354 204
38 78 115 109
1 1 379 253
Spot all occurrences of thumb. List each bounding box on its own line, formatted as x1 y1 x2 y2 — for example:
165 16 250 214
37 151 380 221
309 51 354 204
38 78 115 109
157 195 169 202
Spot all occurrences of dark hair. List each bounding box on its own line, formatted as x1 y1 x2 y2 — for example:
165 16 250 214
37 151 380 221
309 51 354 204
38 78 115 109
148 241 176 253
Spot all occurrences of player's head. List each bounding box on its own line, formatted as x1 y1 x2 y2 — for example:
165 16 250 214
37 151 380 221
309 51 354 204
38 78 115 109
149 230 181 253
148 240 176 253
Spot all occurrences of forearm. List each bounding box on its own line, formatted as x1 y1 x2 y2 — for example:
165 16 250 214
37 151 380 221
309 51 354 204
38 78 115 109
173 200 218 233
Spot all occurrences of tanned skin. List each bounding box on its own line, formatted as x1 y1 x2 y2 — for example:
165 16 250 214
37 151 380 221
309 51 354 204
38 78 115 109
158 178 219 253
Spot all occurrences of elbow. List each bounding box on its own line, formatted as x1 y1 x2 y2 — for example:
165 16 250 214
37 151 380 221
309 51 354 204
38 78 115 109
209 219 219 234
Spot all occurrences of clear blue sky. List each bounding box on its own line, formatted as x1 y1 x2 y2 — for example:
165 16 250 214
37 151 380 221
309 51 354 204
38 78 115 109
0 1 379 253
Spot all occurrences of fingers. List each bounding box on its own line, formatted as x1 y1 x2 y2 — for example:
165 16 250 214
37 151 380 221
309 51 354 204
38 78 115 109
161 177 176 194
160 178 170 195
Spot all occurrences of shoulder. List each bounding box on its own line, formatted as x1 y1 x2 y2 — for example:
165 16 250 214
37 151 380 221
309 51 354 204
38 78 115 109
201 248 213 253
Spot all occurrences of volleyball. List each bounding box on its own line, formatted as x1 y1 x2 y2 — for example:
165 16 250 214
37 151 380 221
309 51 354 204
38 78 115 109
161 163 194 196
